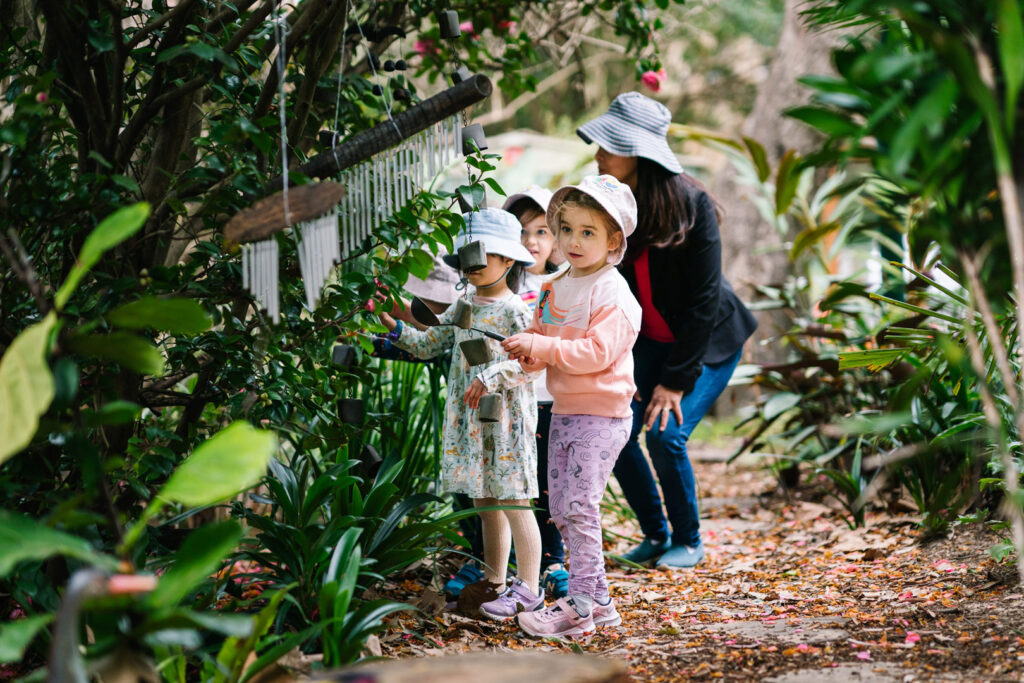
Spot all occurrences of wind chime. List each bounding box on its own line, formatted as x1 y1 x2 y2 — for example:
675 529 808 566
223 5 493 323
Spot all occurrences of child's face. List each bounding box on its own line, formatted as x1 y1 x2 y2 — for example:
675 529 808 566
465 253 514 292
557 206 622 277
520 214 556 273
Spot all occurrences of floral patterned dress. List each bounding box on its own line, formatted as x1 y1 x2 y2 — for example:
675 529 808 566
393 293 538 499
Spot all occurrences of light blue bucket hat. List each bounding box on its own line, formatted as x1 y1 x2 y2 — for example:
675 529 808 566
444 207 535 268
576 92 683 174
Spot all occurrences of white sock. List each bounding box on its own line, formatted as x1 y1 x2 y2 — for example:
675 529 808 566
569 593 593 617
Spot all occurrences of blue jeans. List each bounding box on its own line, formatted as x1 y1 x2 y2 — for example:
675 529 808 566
612 336 743 548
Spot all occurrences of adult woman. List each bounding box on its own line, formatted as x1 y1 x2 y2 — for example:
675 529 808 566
576 92 758 568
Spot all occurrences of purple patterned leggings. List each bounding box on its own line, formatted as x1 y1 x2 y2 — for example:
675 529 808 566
547 413 632 599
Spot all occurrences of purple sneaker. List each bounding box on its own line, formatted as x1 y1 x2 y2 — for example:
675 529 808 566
517 597 596 638
479 578 544 621
593 598 621 627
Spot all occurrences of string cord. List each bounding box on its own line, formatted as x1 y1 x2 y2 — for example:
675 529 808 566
273 0 290 227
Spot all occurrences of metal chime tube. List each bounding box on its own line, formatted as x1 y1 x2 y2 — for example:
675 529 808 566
454 114 463 157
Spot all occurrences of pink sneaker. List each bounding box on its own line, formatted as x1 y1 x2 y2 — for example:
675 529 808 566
517 597 595 638
479 578 544 621
593 598 621 627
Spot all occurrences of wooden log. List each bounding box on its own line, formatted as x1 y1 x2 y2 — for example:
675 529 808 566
264 74 493 194
306 652 631 683
224 181 346 244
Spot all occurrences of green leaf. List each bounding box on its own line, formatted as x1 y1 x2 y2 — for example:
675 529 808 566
84 400 142 427
107 297 213 335
742 137 771 183
996 0 1024 130
147 521 243 611
55 203 150 310
790 221 839 261
67 331 165 376
763 392 801 420
0 613 53 663
159 422 276 507
0 313 56 465
774 150 801 215
0 509 118 578
838 348 907 372
785 106 860 138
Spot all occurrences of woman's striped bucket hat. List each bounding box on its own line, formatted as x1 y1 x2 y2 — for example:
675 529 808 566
576 92 683 174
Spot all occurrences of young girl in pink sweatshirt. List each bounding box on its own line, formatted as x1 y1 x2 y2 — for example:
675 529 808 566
502 175 641 638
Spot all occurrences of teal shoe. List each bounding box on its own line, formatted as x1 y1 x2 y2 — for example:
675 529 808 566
657 541 704 568
620 537 670 565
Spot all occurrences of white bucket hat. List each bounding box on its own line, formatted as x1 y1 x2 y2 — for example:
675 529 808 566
577 92 683 174
547 175 637 265
444 207 536 268
502 185 554 214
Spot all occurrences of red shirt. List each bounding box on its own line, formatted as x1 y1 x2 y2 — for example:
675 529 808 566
635 249 676 343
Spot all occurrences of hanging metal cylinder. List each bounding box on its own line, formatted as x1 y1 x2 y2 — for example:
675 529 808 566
462 123 487 155
438 10 461 39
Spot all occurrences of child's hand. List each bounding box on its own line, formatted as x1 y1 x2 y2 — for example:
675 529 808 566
502 333 534 359
463 378 488 409
519 356 544 373
377 310 397 331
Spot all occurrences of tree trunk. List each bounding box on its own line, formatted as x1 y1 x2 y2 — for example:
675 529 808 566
713 0 842 369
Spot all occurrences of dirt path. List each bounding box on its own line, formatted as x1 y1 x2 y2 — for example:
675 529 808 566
378 443 1024 681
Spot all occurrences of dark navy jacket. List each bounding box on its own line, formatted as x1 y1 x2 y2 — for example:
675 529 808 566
619 187 758 394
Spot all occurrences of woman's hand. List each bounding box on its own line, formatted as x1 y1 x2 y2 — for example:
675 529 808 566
643 384 684 432
502 333 534 359
463 378 488 409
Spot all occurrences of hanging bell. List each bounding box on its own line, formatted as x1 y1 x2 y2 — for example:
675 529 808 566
478 393 502 423
438 10 461 39
462 123 487 155
457 240 488 273
459 338 491 366
451 65 473 84
332 343 357 368
338 397 364 425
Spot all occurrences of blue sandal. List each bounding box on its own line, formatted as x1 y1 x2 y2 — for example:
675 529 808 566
443 563 485 600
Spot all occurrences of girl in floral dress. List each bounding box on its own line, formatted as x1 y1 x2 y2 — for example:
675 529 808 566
376 208 547 620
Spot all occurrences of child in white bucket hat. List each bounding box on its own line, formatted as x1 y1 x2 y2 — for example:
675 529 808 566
376 207 548 621
501 175 642 637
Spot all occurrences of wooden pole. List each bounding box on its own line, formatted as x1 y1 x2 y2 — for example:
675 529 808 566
264 74 492 194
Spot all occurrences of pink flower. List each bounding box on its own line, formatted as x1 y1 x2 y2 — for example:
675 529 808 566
36 92 48 103
856 651 871 660
905 632 921 644
413 39 437 56
498 20 517 32
459 20 474 33
641 70 663 93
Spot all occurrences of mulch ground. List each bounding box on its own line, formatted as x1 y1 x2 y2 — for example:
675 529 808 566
374 443 1024 682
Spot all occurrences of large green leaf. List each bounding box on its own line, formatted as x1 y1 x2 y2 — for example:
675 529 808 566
995 0 1024 129
0 313 56 464
0 613 53 663
774 150 801 216
838 348 908 372
785 106 860 138
762 392 802 420
55 203 150 311
0 509 118 578
147 521 244 611
107 297 213 335
159 422 277 507
67 331 165 376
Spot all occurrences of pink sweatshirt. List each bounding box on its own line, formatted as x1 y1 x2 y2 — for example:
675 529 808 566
521 264 641 418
